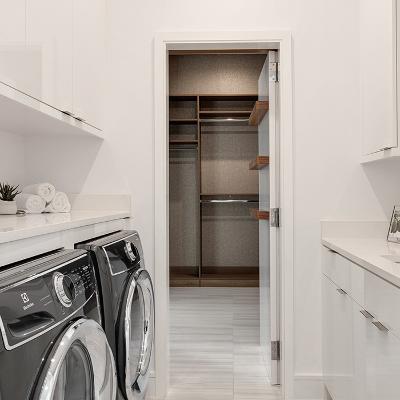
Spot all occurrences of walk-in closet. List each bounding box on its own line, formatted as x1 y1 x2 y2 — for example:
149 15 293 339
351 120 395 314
168 52 270 288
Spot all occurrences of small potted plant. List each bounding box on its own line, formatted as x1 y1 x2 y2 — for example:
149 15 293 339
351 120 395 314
0 183 20 215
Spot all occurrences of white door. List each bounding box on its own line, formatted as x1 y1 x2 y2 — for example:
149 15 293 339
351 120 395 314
268 50 281 385
259 50 280 385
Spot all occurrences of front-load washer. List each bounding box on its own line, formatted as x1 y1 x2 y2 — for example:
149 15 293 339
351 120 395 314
0 249 117 400
76 230 154 400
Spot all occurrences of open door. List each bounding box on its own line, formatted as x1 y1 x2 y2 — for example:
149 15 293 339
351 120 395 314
259 50 280 385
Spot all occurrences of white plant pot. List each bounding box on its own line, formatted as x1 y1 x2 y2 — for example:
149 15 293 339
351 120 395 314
0 199 17 215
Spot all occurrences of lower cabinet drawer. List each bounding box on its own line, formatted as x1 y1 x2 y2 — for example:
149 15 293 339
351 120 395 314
322 246 351 292
365 269 400 339
353 300 400 400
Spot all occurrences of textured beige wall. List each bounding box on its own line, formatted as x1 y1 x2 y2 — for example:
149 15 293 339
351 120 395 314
169 54 266 95
169 150 199 267
202 203 259 267
169 54 262 268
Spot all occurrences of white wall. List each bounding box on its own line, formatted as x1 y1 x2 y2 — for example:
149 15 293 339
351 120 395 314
15 0 400 398
0 130 25 185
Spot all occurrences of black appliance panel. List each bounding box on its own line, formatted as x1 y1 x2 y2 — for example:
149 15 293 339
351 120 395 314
0 253 96 350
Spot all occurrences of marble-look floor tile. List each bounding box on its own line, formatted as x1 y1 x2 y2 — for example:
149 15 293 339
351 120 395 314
167 287 282 400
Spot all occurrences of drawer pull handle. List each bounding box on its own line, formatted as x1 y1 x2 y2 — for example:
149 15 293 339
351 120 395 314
336 288 347 295
372 320 389 332
360 309 374 319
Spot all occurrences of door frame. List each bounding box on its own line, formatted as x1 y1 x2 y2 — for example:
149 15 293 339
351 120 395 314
154 31 294 400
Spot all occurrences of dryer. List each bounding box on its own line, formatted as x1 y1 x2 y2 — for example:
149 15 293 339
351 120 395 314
0 249 117 400
77 231 154 400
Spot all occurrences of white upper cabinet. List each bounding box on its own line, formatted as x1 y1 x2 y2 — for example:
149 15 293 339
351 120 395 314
360 0 399 160
73 0 106 129
0 0 31 92
26 0 74 113
0 0 105 131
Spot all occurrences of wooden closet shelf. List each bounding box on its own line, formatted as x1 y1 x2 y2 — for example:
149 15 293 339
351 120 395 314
170 268 200 287
200 274 259 287
169 95 198 100
200 267 259 287
170 94 257 99
201 193 259 202
200 110 251 117
248 101 269 126
249 156 270 170
169 139 198 145
169 118 198 124
250 209 270 220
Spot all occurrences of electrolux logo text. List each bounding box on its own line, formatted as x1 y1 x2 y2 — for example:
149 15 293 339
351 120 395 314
21 292 34 310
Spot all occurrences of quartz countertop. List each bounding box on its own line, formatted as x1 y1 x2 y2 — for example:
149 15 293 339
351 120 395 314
322 237 400 287
0 210 130 244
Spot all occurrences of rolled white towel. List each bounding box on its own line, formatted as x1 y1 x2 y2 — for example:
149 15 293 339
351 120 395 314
15 193 46 214
44 192 71 213
23 183 56 203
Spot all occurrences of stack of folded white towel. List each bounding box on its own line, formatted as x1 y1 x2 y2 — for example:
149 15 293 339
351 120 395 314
15 183 71 214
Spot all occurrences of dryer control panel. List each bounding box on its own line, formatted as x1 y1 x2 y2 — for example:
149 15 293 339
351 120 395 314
0 250 97 350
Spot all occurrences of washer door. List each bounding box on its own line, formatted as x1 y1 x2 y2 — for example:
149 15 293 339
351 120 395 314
121 270 154 400
34 318 117 400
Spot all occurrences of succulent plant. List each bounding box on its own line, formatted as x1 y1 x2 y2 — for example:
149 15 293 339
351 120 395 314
0 183 21 201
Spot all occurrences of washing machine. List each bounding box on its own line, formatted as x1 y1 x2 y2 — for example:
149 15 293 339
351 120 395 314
76 230 154 400
0 249 117 400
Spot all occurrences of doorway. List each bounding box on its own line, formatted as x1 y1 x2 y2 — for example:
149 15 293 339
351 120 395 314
154 32 294 400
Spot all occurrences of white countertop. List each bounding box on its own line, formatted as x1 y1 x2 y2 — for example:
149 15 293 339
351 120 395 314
0 210 130 244
322 237 400 287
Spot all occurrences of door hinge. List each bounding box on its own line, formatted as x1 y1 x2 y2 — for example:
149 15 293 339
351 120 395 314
271 340 281 361
270 208 280 228
269 62 280 82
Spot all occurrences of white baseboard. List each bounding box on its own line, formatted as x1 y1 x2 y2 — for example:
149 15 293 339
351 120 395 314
291 373 325 400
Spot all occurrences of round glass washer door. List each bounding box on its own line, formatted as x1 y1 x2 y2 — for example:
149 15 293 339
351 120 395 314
34 318 117 400
122 269 154 400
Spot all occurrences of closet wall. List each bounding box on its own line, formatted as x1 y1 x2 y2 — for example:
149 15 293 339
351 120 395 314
169 54 267 287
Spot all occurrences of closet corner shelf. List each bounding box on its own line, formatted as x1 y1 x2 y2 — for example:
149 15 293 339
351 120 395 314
250 209 270 220
248 101 269 126
249 156 269 170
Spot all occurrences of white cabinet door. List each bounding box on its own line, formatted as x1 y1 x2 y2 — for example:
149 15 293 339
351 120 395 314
73 0 106 129
26 0 74 112
323 276 355 400
0 0 31 92
360 0 398 155
353 301 400 399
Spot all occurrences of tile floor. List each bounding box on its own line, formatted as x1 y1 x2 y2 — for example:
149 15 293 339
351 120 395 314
167 287 282 400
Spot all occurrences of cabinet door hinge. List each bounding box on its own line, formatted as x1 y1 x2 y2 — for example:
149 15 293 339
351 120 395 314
270 208 280 228
269 62 280 82
271 340 281 361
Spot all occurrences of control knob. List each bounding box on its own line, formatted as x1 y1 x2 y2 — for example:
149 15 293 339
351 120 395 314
53 272 75 307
